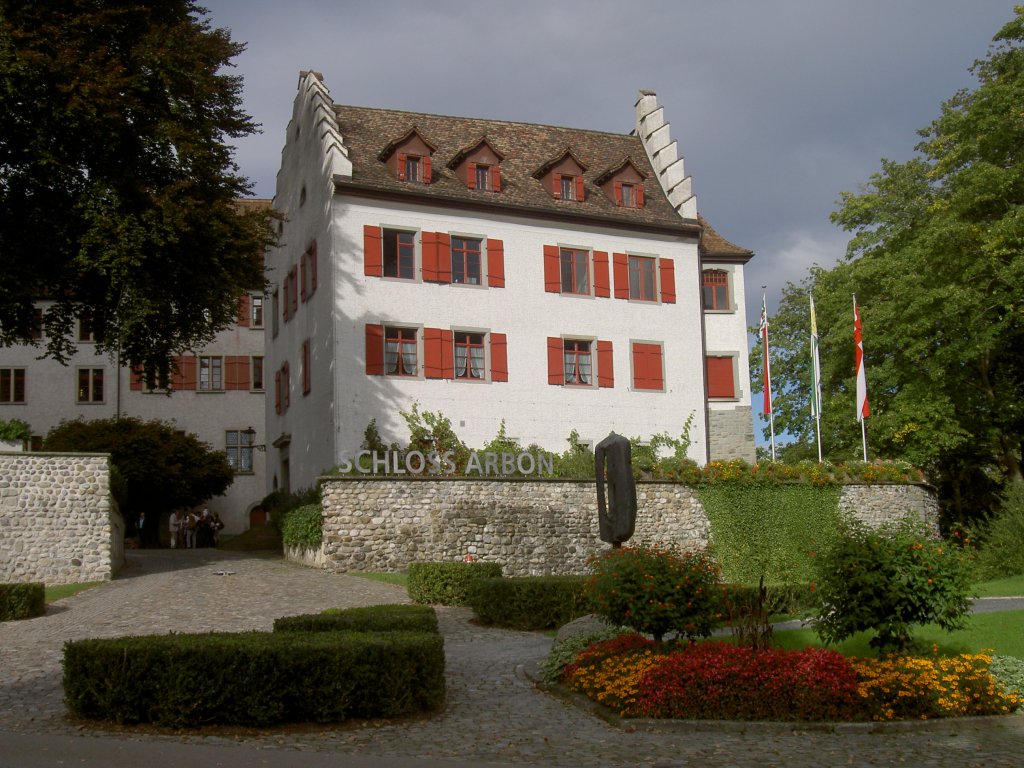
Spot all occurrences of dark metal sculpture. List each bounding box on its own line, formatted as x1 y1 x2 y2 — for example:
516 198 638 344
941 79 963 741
594 432 637 547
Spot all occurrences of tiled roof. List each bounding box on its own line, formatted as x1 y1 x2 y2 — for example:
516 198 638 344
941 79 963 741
698 215 753 262
331 105 698 234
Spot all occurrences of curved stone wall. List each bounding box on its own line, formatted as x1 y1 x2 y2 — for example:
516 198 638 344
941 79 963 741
307 477 938 576
0 453 123 585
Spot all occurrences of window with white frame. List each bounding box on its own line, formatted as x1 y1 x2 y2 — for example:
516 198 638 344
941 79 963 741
1 368 26 403
76 368 104 403
198 356 223 391
225 429 254 474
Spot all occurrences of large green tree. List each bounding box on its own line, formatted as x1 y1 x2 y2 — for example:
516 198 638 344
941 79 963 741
43 416 235 523
754 9 1024 520
0 1 272 379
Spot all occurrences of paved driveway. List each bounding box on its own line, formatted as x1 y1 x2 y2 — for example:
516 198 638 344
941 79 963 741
1 549 1022 768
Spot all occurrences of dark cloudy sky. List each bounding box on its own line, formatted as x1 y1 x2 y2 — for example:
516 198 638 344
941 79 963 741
200 0 1019 439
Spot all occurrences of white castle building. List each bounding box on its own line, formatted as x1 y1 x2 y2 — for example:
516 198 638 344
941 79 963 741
264 72 755 494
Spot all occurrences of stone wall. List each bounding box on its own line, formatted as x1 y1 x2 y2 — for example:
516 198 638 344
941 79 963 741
305 477 938 576
0 453 124 585
707 405 757 463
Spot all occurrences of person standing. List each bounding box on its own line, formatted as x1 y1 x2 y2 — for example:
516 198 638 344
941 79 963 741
185 509 199 549
136 512 147 548
168 509 181 549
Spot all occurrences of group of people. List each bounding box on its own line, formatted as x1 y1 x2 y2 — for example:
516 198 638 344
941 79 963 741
167 508 224 549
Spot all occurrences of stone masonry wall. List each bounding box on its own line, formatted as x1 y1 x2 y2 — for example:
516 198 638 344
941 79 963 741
0 453 124 585
306 477 938 576
707 405 757 463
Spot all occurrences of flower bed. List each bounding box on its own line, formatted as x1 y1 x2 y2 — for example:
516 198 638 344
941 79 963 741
558 634 1022 722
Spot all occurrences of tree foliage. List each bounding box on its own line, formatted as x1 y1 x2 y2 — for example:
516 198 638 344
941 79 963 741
43 416 234 517
753 10 1024 519
0 1 273 379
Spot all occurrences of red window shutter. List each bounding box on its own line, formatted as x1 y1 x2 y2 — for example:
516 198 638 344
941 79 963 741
290 267 299 314
552 172 562 199
491 165 501 192
365 324 384 375
130 365 144 391
274 370 281 414
282 275 290 319
424 328 443 379
422 231 439 282
236 355 250 390
441 329 453 378
490 332 508 382
547 337 564 385
575 176 585 202
237 294 250 327
422 155 432 183
437 233 451 283
593 251 610 298
225 356 240 390
597 340 614 388
300 257 307 302
487 238 505 288
180 356 197 390
633 343 664 390
636 185 645 208
614 180 623 206
397 152 406 180
659 258 676 304
363 225 383 277
706 356 735 398
466 161 476 189
310 240 318 291
543 245 561 292
613 252 629 299
302 341 311 394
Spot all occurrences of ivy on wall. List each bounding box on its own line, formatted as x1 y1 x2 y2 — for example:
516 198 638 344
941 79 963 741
696 484 843 584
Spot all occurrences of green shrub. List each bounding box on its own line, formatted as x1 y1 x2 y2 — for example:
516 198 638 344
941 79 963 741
260 486 320 528
0 417 31 442
280 503 323 548
0 582 45 620
466 575 590 630
539 627 631 685
586 546 723 645
274 604 437 634
63 630 445 727
969 483 1024 580
812 520 974 653
407 561 503 605
989 654 1024 699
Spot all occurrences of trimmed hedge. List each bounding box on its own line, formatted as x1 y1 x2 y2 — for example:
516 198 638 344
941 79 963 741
407 561 503 606
0 582 45 621
720 582 817 618
63 630 445 727
467 575 590 630
274 604 438 634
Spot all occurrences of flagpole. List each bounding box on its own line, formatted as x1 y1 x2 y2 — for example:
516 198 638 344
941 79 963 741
853 294 869 461
761 288 776 461
809 293 823 463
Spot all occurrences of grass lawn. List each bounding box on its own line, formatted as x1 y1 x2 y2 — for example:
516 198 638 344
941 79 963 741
45 582 102 603
974 573 1024 597
771 609 1024 658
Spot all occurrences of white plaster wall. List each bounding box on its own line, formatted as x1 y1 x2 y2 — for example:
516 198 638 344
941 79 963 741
323 198 707 479
703 261 753 412
0 306 267 535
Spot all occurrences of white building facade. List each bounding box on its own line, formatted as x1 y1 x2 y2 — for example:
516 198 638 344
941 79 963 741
0 287 269 535
265 72 755 494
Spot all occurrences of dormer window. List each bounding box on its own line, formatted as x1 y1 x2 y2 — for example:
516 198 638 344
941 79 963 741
535 149 588 202
379 127 436 184
402 154 421 182
596 159 648 209
449 137 504 192
559 175 577 201
475 164 491 190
